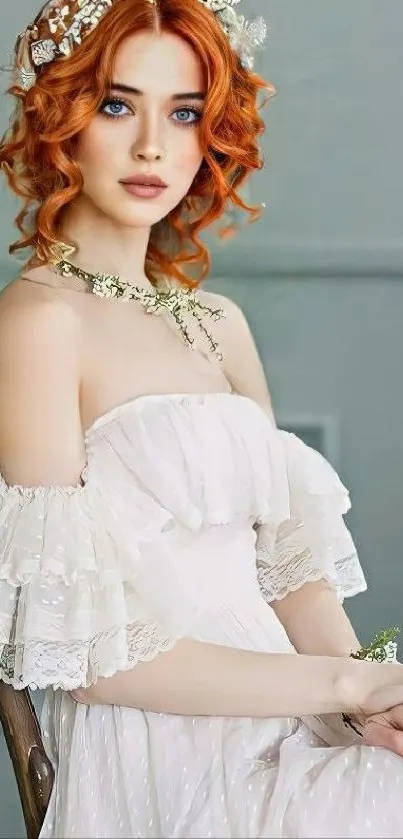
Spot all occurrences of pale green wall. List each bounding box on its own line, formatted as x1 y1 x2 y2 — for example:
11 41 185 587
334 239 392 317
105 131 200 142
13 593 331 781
1 2 403 835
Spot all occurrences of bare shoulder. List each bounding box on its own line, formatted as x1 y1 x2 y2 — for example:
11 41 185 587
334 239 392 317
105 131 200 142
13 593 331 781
0 276 81 358
196 287 275 421
195 287 245 337
0 277 85 487
195 287 255 353
195 286 237 310
0 272 75 310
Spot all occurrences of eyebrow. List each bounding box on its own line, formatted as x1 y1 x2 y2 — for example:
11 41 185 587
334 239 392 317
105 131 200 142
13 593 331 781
109 82 205 101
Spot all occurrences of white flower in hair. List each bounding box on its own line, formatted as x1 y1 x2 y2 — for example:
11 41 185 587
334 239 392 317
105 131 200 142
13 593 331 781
197 0 267 70
48 5 70 33
19 67 37 90
31 38 58 66
197 0 241 10
225 14 267 70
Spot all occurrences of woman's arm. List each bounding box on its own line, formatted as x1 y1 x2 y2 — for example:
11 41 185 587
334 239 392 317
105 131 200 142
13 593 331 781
271 580 361 656
74 636 403 721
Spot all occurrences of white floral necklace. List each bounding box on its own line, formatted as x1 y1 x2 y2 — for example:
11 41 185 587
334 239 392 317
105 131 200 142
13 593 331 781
48 242 226 361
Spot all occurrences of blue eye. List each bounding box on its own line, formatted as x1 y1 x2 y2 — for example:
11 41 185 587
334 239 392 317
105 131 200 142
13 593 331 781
100 97 131 118
172 107 202 126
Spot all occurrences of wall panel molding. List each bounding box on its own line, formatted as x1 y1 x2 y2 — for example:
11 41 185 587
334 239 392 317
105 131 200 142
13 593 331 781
208 240 403 280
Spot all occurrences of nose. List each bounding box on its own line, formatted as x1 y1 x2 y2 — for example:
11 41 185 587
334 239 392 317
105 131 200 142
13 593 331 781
134 148 166 162
132 114 166 162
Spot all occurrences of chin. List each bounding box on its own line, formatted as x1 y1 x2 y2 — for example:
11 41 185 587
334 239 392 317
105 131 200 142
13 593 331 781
110 192 180 225
98 204 168 228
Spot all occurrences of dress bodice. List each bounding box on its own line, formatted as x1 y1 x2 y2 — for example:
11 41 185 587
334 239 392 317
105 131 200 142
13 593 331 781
82 392 287 531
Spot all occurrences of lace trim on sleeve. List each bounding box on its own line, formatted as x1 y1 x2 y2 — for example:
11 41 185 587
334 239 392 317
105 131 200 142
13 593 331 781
0 621 177 691
256 516 367 603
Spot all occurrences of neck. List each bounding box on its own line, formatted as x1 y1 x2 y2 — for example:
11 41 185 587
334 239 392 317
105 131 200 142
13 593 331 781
58 197 156 291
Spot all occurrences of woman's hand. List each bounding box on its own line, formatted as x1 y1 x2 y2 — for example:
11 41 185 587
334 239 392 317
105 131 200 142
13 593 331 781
69 687 96 704
363 705 403 757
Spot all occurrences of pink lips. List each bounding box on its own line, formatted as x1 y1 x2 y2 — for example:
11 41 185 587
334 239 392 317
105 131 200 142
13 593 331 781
120 175 168 199
121 183 167 199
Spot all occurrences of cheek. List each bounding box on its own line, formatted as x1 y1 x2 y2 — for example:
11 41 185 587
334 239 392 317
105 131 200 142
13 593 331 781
172 135 203 179
75 125 113 171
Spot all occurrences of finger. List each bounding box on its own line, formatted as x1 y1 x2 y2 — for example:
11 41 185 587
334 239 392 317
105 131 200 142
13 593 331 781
370 708 403 732
388 707 403 729
364 722 403 757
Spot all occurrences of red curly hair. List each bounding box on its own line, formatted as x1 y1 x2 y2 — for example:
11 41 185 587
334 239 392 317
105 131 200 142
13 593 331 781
0 0 274 289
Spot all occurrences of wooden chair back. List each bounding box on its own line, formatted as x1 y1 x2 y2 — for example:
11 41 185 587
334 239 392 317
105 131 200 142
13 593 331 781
0 682 53 839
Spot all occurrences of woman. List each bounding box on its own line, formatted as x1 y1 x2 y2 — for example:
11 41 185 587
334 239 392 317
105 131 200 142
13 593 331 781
0 1 403 837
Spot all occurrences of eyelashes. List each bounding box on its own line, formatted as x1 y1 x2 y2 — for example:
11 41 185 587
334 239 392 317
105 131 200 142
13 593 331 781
99 96 203 126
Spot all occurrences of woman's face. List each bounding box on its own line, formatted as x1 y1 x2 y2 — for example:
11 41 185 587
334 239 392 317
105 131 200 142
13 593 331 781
73 31 205 228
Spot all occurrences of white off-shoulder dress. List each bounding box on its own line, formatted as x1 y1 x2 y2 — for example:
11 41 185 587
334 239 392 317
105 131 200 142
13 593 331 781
0 392 402 838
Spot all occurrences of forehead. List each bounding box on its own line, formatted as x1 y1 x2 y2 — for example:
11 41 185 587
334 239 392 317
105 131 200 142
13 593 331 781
112 31 205 95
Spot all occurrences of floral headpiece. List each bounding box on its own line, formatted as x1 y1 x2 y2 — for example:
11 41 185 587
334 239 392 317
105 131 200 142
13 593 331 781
14 0 267 92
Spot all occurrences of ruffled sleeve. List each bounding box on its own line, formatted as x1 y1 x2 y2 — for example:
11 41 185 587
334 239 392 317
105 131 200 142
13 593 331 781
0 470 190 691
255 430 367 603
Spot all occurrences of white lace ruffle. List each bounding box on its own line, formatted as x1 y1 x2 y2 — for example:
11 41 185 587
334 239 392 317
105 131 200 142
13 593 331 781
255 431 367 603
0 470 186 690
